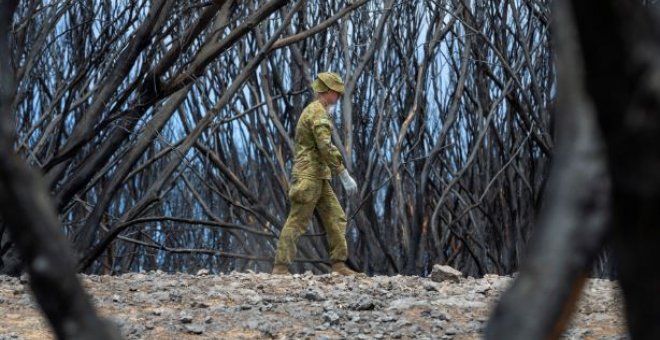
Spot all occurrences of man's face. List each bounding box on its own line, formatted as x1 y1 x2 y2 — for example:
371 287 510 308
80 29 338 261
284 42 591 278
327 90 342 105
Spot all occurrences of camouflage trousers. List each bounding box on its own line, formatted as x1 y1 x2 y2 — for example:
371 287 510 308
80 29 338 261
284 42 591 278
274 177 348 265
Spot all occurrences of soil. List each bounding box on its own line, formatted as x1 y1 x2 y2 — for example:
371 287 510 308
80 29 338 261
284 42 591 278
0 271 627 339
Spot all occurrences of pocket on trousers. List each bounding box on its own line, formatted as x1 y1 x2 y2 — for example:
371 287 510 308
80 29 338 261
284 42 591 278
289 178 321 204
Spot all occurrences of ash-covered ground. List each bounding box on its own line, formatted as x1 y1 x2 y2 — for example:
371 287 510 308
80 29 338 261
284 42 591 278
0 271 626 339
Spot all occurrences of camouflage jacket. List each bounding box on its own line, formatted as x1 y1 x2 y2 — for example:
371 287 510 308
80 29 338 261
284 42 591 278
291 100 345 179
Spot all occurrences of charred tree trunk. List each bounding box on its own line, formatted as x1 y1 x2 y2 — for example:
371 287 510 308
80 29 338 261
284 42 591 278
487 0 660 338
0 2 120 339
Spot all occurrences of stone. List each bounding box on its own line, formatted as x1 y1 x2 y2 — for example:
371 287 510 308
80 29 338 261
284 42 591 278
184 324 205 335
304 289 326 302
379 315 397 322
323 311 340 325
387 297 426 310
245 292 263 304
245 320 260 329
151 291 169 302
126 324 145 335
430 265 463 283
169 292 183 303
322 301 335 311
179 312 194 324
424 282 439 291
351 295 375 311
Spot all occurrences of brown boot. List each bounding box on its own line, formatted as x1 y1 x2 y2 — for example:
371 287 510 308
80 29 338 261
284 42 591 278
331 261 360 276
272 264 290 275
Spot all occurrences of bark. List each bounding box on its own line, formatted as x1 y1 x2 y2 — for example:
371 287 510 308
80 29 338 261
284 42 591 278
488 0 660 338
0 2 120 339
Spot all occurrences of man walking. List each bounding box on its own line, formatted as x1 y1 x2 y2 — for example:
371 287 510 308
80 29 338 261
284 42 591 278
272 72 359 275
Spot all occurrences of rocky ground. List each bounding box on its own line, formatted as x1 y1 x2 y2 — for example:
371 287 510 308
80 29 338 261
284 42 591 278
0 271 627 339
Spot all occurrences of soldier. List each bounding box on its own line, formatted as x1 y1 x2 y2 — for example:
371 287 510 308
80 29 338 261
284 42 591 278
272 72 360 276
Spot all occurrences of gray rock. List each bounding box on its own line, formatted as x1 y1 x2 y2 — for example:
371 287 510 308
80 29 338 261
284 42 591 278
351 295 375 311
111 317 127 329
304 289 326 302
254 324 275 337
191 300 210 308
126 324 145 336
248 294 263 305
394 320 413 328
259 303 273 312
424 282 439 291
169 292 183 303
323 311 341 325
421 309 449 321
132 292 149 304
430 264 463 283
387 297 426 310
379 315 397 322
245 320 260 330
151 291 169 302
184 324 205 335
179 312 194 324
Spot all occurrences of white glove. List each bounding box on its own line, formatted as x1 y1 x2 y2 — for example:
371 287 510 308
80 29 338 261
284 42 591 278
338 169 358 196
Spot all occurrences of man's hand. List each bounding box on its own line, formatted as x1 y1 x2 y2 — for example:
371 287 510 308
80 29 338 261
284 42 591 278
339 169 358 196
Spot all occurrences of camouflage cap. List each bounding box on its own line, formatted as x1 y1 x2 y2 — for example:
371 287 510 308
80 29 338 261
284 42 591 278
311 72 345 94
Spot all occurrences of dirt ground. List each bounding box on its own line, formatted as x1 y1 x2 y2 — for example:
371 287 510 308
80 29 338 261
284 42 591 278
0 272 627 339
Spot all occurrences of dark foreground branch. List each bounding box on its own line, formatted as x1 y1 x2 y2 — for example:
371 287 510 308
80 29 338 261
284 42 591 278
488 0 660 338
486 0 611 338
0 2 120 339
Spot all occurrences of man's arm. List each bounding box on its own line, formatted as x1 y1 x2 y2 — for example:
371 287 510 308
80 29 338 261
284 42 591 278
312 116 345 175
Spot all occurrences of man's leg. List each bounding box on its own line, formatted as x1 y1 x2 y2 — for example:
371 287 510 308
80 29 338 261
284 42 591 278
317 180 359 275
273 178 321 273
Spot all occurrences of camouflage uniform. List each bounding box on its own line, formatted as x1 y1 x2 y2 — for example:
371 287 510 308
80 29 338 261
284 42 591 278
274 99 348 265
